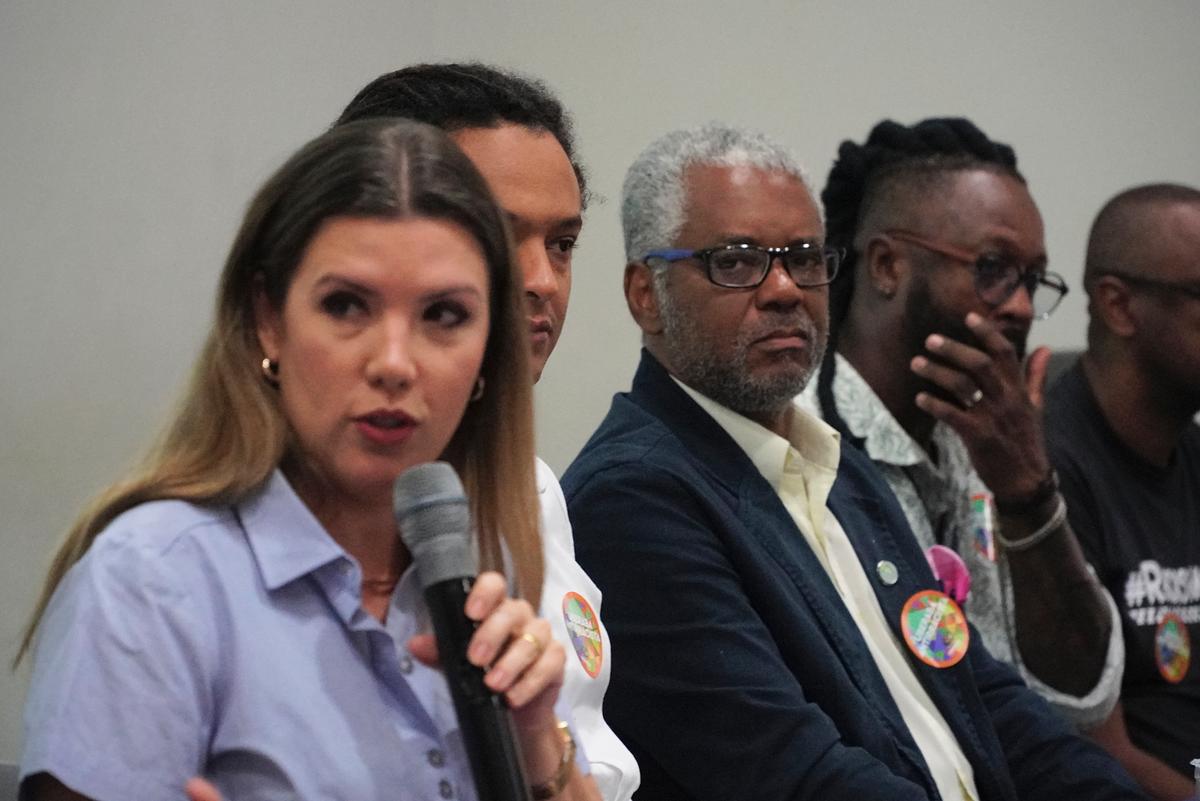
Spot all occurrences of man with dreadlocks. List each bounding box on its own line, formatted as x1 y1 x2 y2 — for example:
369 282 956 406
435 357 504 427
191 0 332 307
800 117 1123 729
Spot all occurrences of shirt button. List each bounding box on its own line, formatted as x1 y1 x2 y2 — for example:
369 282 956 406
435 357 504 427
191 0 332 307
438 779 454 798
876 560 899 586
427 748 445 768
399 654 414 674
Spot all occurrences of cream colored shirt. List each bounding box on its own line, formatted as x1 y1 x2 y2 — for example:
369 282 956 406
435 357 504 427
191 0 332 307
675 380 978 801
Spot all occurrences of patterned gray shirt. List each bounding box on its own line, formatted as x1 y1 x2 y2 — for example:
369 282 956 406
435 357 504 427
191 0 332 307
799 353 1123 729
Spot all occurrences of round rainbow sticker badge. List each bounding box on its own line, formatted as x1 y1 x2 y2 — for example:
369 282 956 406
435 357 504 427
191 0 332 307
900 589 970 669
562 592 603 678
1155 612 1191 684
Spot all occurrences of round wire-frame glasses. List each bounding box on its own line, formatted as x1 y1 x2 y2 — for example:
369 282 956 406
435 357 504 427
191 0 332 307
886 229 1068 319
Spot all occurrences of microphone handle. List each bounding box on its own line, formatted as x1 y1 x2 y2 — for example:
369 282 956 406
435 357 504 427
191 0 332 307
424 577 532 801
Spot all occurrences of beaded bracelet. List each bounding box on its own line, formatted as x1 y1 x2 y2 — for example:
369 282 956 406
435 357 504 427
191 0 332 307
995 494 1068 552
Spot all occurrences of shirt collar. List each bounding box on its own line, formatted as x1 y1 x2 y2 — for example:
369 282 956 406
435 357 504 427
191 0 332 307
816 352 936 468
672 376 841 491
238 470 350 591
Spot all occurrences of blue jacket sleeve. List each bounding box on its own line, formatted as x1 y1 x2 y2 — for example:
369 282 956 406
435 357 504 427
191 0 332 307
964 631 1147 801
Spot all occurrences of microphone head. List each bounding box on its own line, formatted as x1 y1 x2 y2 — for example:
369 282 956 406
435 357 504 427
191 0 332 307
394 461 475 589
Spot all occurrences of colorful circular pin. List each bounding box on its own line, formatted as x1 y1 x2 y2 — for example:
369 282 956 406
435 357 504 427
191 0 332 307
561 592 603 678
876 560 899 586
900 589 970 669
1155 612 1191 684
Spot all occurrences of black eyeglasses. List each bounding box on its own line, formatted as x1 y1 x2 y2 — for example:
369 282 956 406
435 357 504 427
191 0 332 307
642 242 842 289
1098 272 1200 301
886 229 1069 320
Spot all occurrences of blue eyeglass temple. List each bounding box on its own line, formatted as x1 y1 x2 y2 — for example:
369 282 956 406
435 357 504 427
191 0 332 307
643 249 703 262
643 245 831 262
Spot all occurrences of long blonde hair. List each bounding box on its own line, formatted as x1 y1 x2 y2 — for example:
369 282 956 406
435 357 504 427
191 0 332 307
17 119 541 664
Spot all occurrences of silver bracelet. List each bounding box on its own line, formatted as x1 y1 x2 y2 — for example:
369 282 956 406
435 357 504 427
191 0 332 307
995 494 1068 552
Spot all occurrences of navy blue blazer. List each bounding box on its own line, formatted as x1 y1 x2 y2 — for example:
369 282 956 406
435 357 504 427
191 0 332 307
563 351 1145 801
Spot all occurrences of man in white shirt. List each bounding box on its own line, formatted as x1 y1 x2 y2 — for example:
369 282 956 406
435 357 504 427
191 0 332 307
334 63 639 801
562 123 1146 801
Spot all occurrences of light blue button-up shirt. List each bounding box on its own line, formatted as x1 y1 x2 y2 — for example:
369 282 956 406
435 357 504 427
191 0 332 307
22 470 581 800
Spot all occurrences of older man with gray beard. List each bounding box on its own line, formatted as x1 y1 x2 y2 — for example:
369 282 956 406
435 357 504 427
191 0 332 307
560 124 1147 801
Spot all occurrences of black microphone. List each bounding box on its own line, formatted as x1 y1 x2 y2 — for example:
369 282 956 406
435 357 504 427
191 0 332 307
394 461 532 801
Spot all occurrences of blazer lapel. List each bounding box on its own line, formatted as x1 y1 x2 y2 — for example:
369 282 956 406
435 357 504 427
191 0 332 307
831 452 1010 797
631 352 926 758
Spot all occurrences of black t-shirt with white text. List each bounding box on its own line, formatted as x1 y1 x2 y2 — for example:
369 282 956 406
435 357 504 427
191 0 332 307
1045 361 1200 779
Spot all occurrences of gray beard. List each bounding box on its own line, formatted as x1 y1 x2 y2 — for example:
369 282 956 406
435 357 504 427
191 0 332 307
657 285 826 417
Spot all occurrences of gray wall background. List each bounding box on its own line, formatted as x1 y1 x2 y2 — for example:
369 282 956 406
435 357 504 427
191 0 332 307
2 0 1198 765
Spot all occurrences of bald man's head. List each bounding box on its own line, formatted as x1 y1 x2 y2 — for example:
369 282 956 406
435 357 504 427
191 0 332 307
1081 182 1200 418
1085 183 1200 289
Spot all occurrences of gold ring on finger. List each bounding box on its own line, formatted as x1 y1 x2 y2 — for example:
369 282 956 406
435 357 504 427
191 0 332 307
517 631 545 657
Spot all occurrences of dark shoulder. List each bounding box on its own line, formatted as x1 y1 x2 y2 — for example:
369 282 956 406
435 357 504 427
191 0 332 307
1183 419 1200 451
562 393 683 499
1043 359 1088 420
1043 362 1101 457
1178 418 1200 469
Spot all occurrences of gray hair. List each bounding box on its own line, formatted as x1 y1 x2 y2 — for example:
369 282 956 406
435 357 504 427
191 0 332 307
621 123 819 263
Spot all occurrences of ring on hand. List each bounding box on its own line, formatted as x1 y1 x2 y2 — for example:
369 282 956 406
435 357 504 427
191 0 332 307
517 631 545 657
963 388 984 409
